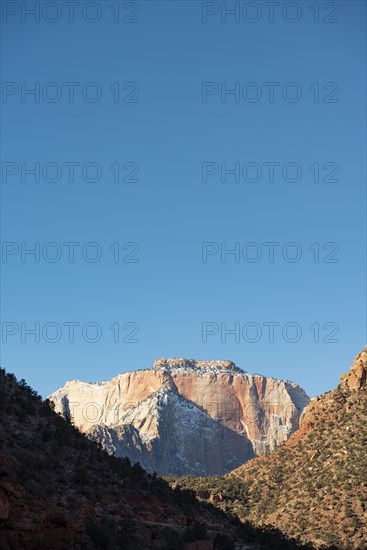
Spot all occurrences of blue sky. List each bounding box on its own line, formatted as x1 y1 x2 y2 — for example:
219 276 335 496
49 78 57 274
1 0 366 399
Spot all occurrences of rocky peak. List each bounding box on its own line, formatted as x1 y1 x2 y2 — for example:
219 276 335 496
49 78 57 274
49 357 310 475
340 346 367 391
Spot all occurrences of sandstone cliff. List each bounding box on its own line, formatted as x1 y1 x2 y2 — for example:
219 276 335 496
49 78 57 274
49 358 310 475
340 346 367 391
88 389 255 476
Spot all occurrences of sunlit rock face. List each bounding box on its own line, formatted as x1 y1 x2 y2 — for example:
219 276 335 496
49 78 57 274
340 347 367 391
49 358 310 475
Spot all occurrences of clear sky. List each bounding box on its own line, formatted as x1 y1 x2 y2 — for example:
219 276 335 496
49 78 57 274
1 0 366 399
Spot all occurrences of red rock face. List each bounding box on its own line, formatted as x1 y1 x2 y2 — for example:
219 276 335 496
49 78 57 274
49 358 310 475
169 370 305 445
340 347 367 391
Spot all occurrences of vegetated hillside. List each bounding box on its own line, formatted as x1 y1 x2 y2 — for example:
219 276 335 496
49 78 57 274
0 367 304 550
170 348 367 550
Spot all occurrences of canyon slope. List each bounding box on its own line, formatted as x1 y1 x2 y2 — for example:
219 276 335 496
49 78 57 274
49 358 310 475
229 346 367 548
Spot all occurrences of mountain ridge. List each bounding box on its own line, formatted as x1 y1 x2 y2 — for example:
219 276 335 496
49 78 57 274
49 357 310 475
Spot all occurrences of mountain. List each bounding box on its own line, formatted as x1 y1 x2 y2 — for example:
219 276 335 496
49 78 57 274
49 358 310 475
170 348 367 549
0 367 310 549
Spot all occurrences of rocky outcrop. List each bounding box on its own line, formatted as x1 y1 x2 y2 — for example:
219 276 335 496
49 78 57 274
340 346 367 391
49 358 310 475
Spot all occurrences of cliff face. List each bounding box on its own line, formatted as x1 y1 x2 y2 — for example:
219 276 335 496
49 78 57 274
340 346 367 391
49 358 310 475
88 389 255 476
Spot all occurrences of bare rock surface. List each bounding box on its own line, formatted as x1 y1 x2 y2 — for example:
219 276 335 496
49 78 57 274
49 358 310 475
